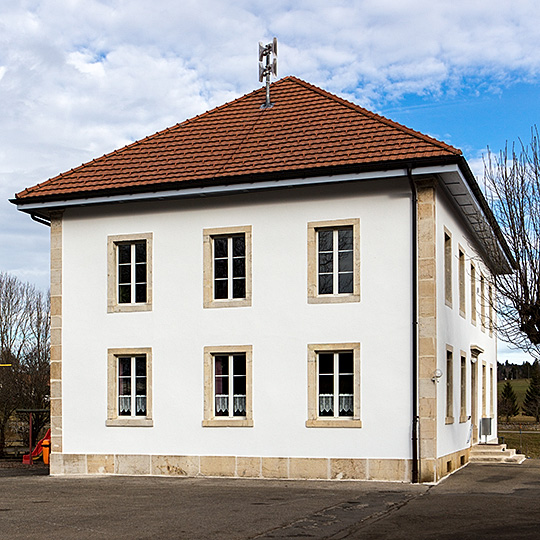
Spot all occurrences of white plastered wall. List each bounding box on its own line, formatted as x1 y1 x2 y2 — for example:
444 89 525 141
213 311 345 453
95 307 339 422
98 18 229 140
436 187 498 459
61 178 414 460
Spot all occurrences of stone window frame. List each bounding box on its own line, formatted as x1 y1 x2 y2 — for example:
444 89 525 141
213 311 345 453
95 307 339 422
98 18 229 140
489 365 495 418
480 274 486 332
444 228 452 308
203 226 252 309
458 245 466 318
306 343 362 428
203 345 253 427
107 232 153 313
488 283 494 337
445 345 454 425
307 218 360 304
470 262 477 326
106 347 153 427
459 351 468 423
482 361 487 417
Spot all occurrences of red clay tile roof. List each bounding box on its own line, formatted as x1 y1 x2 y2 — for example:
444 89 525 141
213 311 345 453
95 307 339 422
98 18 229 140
15 76 462 202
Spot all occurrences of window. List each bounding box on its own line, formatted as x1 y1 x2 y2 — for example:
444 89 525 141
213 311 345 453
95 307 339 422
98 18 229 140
488 284 494 336
203 226 252 308
118 356 147 416
458 247 465 317
318 229 353 295
214 354 246 417
460 353 467 423
470 263 477 325
444 229 452 307
482 362 487 416
203 345 253 427
107 233 153 313
480 274 486 331
446 346 454 424
307 219 360 304
107 348 152 427
307 343 361 427
490 366 494 417
318 352 353 416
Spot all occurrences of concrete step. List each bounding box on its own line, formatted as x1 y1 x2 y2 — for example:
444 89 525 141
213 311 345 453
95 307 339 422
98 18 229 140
506 454 527 464
469 454 526 464
469 443 525 464
470 444 508 454
471 447 515 456
471 451 516 460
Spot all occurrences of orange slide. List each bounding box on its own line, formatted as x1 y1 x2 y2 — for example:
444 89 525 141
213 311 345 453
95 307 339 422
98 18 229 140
22 429 51 464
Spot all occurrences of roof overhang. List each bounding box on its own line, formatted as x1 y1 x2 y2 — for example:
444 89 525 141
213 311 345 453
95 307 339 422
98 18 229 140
432 163 514 275
13 161 513 274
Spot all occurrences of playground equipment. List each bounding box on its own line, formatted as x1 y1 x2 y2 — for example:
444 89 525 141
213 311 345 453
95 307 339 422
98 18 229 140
22 428 51 464
17 408 50 466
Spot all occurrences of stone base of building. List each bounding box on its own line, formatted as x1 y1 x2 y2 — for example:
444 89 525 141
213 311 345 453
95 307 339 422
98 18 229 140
436 447 471 480
418 447 471 483
50 453 415 482
50 449 472 482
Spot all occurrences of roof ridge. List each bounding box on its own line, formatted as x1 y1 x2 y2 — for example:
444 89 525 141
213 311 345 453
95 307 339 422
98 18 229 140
283 76 462 156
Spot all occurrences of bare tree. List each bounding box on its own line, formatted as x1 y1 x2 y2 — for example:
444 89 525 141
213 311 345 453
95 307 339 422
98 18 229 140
484 126 540 360
18 289 50 448
0 272 50 455
0 273 31 455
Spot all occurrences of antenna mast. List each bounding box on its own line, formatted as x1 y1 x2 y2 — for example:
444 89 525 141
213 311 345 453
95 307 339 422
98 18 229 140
258 37 278 109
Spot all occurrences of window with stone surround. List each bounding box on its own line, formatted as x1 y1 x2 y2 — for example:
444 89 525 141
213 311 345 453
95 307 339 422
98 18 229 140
446 346 454 424
203 345 253 427
470 262 477 325
482 362 487 416
106 348 153 427
460 353 467 423
490 365 494 417
480 274 486 331
444 229 452 307
107 233 153 313
203 226 252 308
458 247 466 317
488 284 494 336
307 219 360 304
307 343 362 427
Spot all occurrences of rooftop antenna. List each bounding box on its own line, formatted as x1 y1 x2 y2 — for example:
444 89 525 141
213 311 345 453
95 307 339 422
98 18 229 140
258 37 278 109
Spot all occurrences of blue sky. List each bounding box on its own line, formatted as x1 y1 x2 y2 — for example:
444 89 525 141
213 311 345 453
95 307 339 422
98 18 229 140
383 82 540 165
1 0 539 363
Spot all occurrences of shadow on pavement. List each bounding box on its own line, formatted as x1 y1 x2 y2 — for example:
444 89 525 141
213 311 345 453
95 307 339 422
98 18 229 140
0 460 49 477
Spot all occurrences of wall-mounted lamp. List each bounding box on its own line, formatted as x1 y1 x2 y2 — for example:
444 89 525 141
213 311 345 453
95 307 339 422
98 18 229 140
431 369 443 383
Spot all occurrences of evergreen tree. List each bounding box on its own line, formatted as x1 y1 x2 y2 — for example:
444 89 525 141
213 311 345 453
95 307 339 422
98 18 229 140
498 381 520 421
522 361 540 422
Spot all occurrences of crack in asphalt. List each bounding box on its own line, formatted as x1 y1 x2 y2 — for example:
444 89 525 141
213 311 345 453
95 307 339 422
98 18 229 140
328 488 433 539
249 488 431 539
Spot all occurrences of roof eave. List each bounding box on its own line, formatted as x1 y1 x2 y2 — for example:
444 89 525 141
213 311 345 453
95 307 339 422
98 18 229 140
12 154 463 207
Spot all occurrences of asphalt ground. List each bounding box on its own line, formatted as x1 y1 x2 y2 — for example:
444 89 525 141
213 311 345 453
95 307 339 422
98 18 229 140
0 460 539 539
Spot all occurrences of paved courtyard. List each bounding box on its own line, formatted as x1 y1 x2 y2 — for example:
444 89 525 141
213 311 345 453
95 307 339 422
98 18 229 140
1 460 539 539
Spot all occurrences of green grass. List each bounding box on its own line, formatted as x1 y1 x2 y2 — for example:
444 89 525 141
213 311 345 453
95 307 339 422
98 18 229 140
493 379 539 456
498 431 540 459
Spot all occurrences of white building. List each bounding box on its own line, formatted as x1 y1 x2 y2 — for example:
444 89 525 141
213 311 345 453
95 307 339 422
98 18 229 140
13 77 513 482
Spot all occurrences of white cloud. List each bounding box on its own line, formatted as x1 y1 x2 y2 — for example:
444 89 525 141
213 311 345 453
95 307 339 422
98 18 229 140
67 51 106 77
